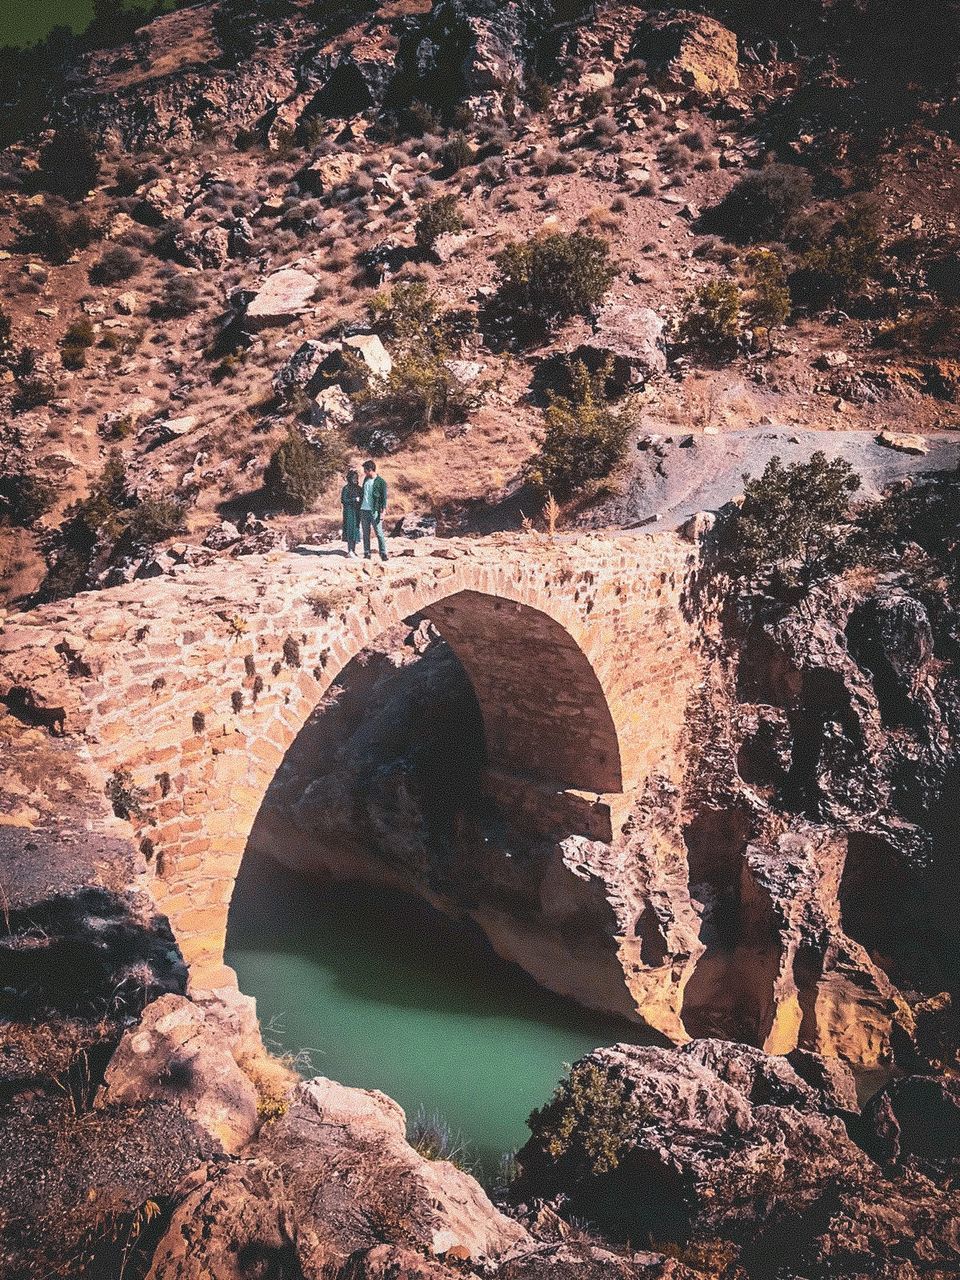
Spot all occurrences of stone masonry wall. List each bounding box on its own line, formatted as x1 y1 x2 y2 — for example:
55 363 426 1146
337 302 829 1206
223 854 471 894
0 531 703 987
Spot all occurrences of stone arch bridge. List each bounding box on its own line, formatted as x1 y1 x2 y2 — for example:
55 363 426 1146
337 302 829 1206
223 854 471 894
0 532 703 987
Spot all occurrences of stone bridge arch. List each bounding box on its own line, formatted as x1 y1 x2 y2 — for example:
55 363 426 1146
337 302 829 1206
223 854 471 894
0 533 702 987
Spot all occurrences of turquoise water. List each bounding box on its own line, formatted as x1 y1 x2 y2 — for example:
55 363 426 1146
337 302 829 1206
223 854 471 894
226 850 650 1175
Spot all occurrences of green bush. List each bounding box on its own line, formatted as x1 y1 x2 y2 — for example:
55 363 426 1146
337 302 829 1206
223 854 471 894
151 273 202 319
61 346 87 370
114 161 141 195
728 452 863 595
791 200 885 310
439 133 476 174
356 350 471 435
39 128 100 198
19 206 99 265
744 248 791 345
493 231 616 341
90 245 141 285
14 372 58 411
415 194 464 251
526 360 632 498
677 279 743 361
62 318 96 349
0 470 54 526
523 72 554 112
264 429 345 513
526 1060 645 1182
704 164 814 244
127 495 185 547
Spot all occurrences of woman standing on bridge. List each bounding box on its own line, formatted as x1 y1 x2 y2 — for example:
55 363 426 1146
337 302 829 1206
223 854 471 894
341 468 362 558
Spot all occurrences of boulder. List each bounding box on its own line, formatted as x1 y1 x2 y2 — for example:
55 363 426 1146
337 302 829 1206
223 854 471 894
145 1160 307 1280
631 10 740 96
862 1075 960 1171
571 305 667 390
342 332 392 381
272 339 335 400
97 994 259 1154
298 150 362 196
202 520 242 551
259 1077 530 1262
876 430 930 455
680 510 717 543
395 514 437 539
244 266 320 329
516 1041 960 1274
310 384 354 430
115 291 140 315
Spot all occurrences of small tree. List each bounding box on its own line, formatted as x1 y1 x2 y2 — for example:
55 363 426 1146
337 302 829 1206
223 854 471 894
525 1060 645 1183
792 200 885 311
728 452 863 596
493 231 616 341
526 359 632 498
0 305 12 359
439 133 476 174
264 429 344 513
127 495 185 547
745 248 791 348
0 470 54 527
677 279 743 362
415 194 464 252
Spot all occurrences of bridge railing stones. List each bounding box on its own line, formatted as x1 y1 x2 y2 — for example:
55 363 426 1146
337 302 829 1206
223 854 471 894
0 533 705 986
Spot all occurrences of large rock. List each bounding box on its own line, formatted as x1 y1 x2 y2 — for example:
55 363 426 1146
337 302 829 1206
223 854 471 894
272 339 336 400
572 304 667 390
631 10 740 96
97 994 259 1154
244 265 320 330
298 150 363 196
146 1161 308 1280
863 1074 960 1172
342 332 393 381
516 1041 960 1275
258 1077 530 1264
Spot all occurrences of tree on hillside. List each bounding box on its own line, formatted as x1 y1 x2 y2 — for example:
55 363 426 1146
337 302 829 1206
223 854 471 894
492 231 616 343
728 452 863 597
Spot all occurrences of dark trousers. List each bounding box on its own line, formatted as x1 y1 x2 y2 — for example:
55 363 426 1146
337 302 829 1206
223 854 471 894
361 510 387 558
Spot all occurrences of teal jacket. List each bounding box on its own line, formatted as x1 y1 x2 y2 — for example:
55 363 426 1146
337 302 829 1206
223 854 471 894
363 474 387 518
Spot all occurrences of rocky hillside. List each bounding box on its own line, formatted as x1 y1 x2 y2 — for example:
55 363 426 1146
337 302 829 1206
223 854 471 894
1 0 959 603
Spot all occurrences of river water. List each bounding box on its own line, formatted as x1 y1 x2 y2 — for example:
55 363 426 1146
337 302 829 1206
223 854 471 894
226 849 649 1176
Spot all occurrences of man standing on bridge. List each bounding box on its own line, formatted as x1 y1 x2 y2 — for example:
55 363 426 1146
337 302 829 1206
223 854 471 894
360 459 388 562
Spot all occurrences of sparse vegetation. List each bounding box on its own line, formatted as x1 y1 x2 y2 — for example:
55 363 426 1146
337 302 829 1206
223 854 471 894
526 359 632 498
492 231 616 342
415 194 464 252
409 1107 472 1171
727 452 863 596
151 273 202 319
264 429 346 514
90 246 141 285
677 279 743 362
525 1060 646 1182
19 205 100 265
